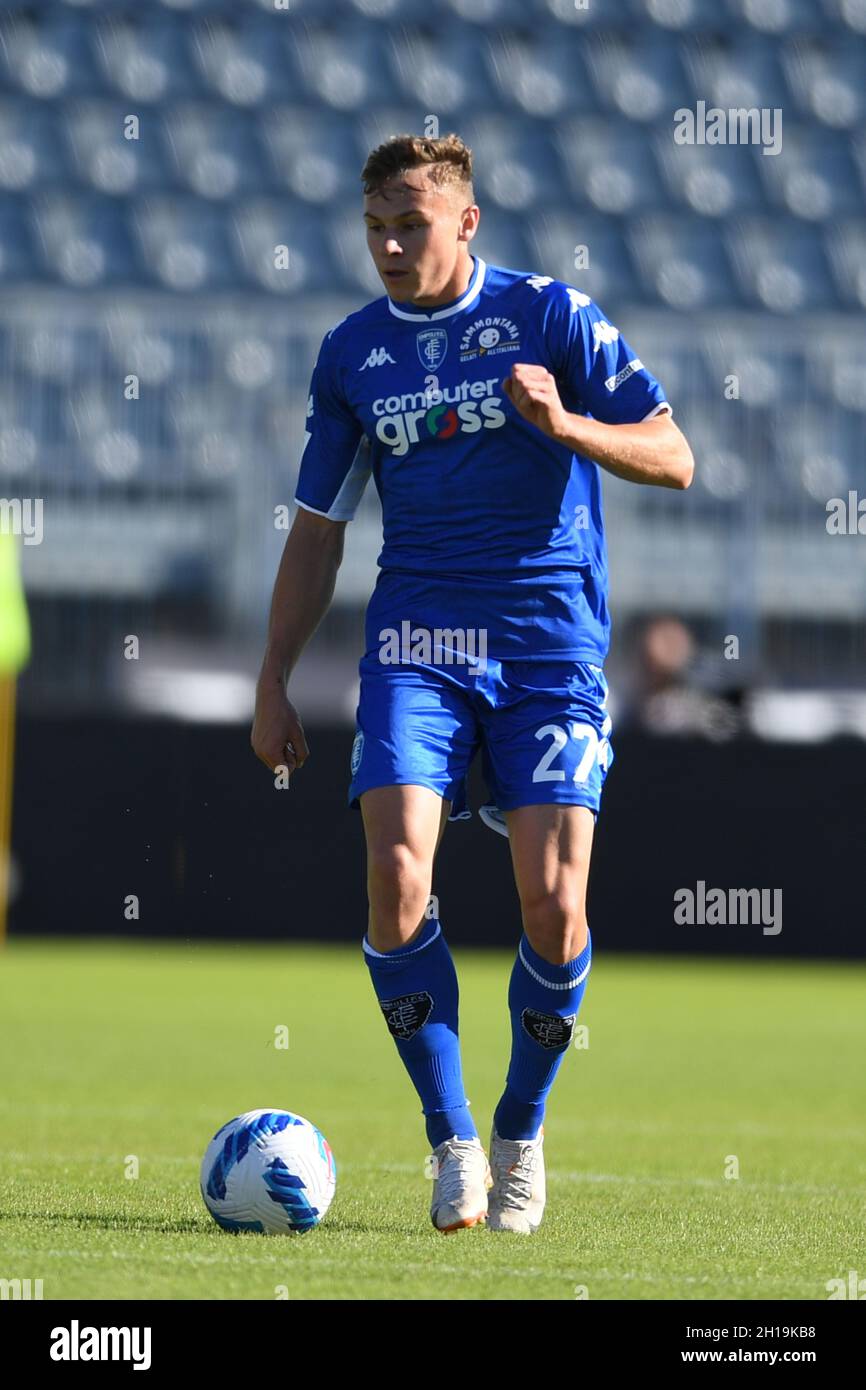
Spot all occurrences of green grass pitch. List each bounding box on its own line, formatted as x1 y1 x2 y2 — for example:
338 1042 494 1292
1 938 864 1300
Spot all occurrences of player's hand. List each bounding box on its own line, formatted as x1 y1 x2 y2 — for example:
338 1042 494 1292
502 363 570 441
251 679 309 779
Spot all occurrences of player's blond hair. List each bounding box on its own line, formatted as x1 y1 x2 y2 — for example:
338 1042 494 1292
361 133 474 204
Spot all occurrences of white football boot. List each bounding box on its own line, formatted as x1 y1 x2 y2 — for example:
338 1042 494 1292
486 1123 546 1233
429 1135 493 1233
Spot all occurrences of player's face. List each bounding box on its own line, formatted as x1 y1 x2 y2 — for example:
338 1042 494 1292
363 176 477 307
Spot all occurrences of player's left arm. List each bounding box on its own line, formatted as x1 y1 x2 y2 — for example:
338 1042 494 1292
503 364 694 489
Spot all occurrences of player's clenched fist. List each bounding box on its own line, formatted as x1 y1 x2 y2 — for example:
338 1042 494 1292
502 363 570 442
250 680 309 778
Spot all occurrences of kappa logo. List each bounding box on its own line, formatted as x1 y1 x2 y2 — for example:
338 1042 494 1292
525 277 592 314
416 328 448 370
380 991 433 1041
521 1008 577 1050
592 320 620 351
459 315 521 361
566 287 591 311
360 346 396 371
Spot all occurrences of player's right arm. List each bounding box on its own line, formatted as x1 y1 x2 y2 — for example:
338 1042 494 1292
251 509 347 775
251 319 369 777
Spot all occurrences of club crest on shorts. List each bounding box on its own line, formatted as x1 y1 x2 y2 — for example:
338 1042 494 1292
416 329 447 370
521 1008 576 1049
350 730 364 776
379 991 433 1040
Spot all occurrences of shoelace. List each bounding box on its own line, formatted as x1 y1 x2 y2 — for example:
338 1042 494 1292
434 1139 485 1206
494 1139 540 1206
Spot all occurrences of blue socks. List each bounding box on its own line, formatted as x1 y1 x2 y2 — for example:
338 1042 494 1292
363 915 477 1148
493 928 592 1141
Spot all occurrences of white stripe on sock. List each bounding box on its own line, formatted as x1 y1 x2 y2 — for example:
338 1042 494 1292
362 922 442 959
518 936 591 990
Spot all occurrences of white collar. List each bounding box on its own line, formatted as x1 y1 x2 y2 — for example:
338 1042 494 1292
387 255 487 322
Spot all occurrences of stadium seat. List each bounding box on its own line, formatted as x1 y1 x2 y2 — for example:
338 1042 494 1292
584 34 691 122
132 195 237 289
102 320 181 390
681 36 788 112
0 13 98 100
344 0 436 21
827 349 866 414
725 217 839 311
701 340 804 407
190 16 292 107
643 347 708 408
533 0 610 30
0 199 41 282
770 403 856 504
729 0 825 36
0 369 69 453
557 117 668 215
528 210 642 308
162 103 266 200
388 29 495 113
442 0 534 26
484 32 597 117
232 198 336 295
33 193 141 287
0 99 68 192
66 102 168 196
289 23 394 111
466 208 535 277
626 0 745 33
626 214 738 309
258 108 359 205
92 15 201 103
756 127 861 221
467 115 567 211
651 400 756 521
780 39 865 128
825 219 866 309
655 136 764 218
66 379 175 471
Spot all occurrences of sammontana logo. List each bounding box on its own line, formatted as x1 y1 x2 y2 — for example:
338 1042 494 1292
459 316 521 361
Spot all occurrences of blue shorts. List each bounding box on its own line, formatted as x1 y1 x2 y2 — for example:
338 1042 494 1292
347 653 614 822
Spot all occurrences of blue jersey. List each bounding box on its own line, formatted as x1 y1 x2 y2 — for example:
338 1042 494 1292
295 254 670 662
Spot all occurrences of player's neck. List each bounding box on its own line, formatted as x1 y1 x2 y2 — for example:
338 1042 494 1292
410 253 475 309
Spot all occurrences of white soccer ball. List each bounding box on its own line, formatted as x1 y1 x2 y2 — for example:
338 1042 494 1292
200 1108 337 1234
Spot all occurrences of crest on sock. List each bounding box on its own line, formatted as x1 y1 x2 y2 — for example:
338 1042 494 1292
379 991 434 1040
521 1008 576 1049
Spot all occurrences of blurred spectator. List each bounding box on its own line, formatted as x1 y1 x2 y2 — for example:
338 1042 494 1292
617 615 744 741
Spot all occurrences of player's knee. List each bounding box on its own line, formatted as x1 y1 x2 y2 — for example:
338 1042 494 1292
366 841 431 925
521 891 588 963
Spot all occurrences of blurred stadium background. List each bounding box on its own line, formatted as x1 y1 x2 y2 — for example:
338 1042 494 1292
1 0 864 951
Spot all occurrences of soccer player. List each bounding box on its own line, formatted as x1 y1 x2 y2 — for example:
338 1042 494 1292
251 133 693 1234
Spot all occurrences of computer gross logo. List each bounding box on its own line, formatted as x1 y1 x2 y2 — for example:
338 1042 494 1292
372 377 506 457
